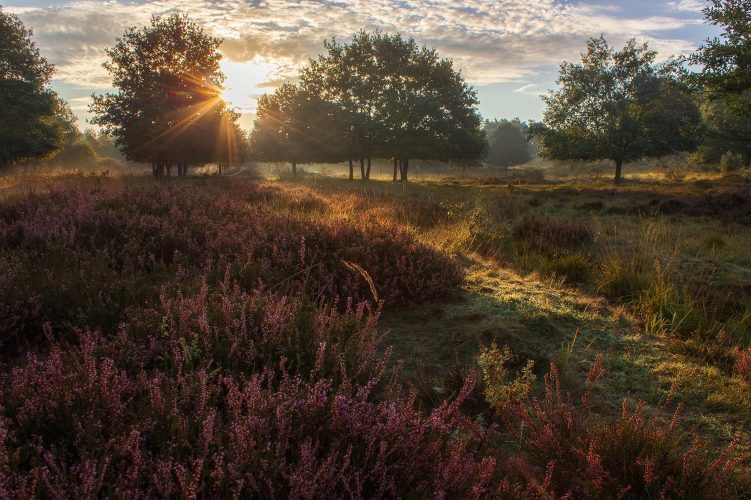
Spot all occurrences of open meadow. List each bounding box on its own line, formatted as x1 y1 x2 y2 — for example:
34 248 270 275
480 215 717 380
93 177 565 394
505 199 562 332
1 163 749 496
3 0 751 495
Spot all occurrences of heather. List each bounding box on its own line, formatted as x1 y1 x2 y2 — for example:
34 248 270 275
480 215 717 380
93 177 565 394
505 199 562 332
0 175 747 496
0 281 498 497
0 182 461 352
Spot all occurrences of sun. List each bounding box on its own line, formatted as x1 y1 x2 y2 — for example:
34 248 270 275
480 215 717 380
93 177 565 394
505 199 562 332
219 58 278 115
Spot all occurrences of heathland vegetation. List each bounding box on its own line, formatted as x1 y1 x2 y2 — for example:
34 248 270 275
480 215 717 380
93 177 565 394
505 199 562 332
1 0 751 497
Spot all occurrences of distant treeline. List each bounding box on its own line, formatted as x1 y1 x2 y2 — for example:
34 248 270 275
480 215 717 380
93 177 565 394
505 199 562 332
1 1 750 184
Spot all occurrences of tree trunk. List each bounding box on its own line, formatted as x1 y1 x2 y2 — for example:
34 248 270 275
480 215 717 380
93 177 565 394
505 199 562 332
393 159 398 182
183 162 189 176
291 161 297 176
366 157 371 180
360 158 365 181
166 163 172 177
348 159 354 181
401 159 409 184
152 160 157 178
614 158 623 185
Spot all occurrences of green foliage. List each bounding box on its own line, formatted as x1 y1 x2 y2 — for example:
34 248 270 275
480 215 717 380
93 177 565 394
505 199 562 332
91 14 245 173
691 0 751 94
0 8 69 167
699 91 751 165
531 36 700 184
249 83 344 173
252 30 487 182
689 1 751 165
477 343 535 407
484 119 533 168
720 150 745 172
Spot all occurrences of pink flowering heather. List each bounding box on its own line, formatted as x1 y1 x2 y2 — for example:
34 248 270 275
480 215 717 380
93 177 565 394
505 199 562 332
0 281 501 497
491 357 742 498
0 184 462 352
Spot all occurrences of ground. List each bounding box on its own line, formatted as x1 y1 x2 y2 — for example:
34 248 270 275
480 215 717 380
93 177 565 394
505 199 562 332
2 161 750 480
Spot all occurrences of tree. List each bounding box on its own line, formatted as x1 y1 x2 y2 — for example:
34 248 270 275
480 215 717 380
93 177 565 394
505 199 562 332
301 32 383 181
485 119 533 168
691 0 751 94
299 31 486 183
249 83 343 175
91 14 241 177
689 0 751 165
0 8 69 167
530 37 700 184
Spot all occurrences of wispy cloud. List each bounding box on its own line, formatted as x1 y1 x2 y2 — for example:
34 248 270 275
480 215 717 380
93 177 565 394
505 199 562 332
10 0 705 87
667 0 706 13
5 0 710 123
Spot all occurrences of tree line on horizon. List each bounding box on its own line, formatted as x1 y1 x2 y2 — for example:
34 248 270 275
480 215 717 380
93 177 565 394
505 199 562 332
0 0 749 183
248 31 487 183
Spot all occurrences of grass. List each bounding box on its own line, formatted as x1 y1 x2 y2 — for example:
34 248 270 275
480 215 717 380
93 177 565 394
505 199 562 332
1 163 750 490
293 170 751 470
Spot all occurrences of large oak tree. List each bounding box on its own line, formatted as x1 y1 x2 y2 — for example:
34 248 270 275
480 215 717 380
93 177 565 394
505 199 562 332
91 14 243 176
530 37 700 184
253 31 486 183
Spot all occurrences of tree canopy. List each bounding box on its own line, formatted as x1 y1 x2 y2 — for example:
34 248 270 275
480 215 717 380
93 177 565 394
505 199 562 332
250 31 486 182
530 36 700 184
689 0 751 166
0 8 71 167
691 0 751 94
91 14 244 176
484 119 533 168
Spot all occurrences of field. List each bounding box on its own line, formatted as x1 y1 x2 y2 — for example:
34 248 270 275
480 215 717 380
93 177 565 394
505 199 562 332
0 163 750 496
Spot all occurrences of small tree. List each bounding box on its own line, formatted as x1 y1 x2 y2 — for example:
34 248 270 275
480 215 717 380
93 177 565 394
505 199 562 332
91 14 240 176
530 37 700 184
485 119 533 168
249 83 342 176
0 8 70 167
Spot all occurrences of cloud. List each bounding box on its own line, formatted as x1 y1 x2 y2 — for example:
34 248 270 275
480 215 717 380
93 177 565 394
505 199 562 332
667 0 706 13
512 83 545 96
10 0 706 87
5 0 709 124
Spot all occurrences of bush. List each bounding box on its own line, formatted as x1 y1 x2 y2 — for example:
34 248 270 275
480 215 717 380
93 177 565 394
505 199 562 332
0 281 501 497
546 253 591 284
720 151 744 173
598 256 651 301
734 347 751 382
512 213 594 257
481 353 743 498
0 185 462 351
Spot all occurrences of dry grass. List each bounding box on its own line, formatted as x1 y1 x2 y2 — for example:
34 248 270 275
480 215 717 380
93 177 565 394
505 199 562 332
2 163 750 478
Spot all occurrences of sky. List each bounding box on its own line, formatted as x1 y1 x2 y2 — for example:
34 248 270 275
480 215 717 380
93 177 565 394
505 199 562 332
4 0 720 130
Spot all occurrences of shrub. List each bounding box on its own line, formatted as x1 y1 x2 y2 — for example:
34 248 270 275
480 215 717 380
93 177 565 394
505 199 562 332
734 347 751 382
720 151 744 173
477 343 535 407
546 253 591 284
0 281 501 497
598 256 651 301
512 213 593 257
0 185 462 351
482 353 742 498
